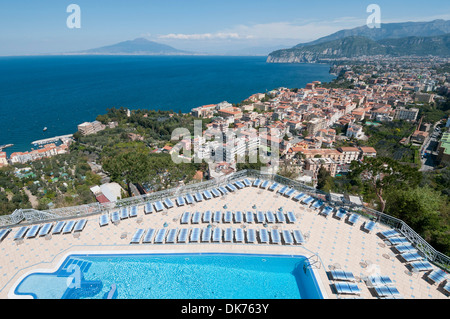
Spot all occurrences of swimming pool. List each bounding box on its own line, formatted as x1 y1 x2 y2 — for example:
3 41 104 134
12 253 324 299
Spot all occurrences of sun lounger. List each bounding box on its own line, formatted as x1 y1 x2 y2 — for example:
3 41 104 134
256 211 266 223
74 219 87 232
363 220 377 233
224 211 233 223
234 211 243 223
154 201 164 212
311 200 324 210
191 211 201 224
185 194 194 205
409 260 434 272
210 188 221 198
302 196 314 206
110 211 120 224
400 251 423 262
242 179 251 187
366 275 394 287
246 229 257 243
347 213 360 225
330 270 356 282
165 228 178 243
213 211 222 223
202 210 212 223
427 268 448 285
259 228 269 244
293 230 305 244
218 186 228 195
265 211 275 223
52 221 65 234
275 211 286 223
260 180 269 189
13 226 29 240
203 190 212 200
129 206 138 218
201 227 212 242
144 202 154 214
293 192 306 201
286 211 297 223
320 206 333 218
176 196 186 206
333 282 361 295
130 229 145 244
190 228 201 242
38 223 53 237
142 228 156 243
177 228 189 243
282 230 294 245
234 181 245 189
99 214 109 227
181 212 191 224
0 228 11 242
62 220 76 234
380 229 401 238
164 198 174 209
226 183 237 192
278 185 288 195
194 191 203 202
235 228 244 243
270 229 281 244
212 227 222 242
388 236 410 246
252 179 261 187
25 225 40 239
268 182 279 192
444 282 450 294
245 211 254 223
154 229 167 244
120 208 129 219
374 286 402 298
224 228 233 242
393 244 416 254
335 208 347 220
285 188 296 198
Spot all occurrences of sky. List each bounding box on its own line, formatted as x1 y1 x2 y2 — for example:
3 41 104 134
0 0 450 55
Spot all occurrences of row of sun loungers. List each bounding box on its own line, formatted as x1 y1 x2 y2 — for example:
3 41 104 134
179 210 297 225
7 218 88 241
129 227 306 245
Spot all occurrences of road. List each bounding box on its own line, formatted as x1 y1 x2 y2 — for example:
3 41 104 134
419 121 442 172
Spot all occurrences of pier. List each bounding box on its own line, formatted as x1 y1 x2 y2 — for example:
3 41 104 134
0 144 13 151
31 134 73 146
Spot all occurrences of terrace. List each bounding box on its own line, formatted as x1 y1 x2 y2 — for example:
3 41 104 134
0 170 448 299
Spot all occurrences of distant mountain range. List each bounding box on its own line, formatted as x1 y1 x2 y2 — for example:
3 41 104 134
71 38 192 55
267 19 450 63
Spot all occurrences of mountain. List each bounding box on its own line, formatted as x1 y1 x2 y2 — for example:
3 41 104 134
267 33 450 63
267 19 450 63
73 38 191 55
295 19 450 48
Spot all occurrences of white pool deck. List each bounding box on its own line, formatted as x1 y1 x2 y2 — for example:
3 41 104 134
0 184 448 299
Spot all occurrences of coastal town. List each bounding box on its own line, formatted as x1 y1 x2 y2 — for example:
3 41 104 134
2 56 450 211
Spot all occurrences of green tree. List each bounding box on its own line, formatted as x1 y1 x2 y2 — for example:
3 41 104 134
350 157 421 212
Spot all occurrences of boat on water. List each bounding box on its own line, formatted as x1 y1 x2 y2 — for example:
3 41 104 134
43 127 48 132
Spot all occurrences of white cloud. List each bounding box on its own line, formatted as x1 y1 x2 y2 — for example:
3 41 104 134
158 32 251 40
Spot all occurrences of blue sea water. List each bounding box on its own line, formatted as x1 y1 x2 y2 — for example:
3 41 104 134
13 253 324 299
0 56 334 155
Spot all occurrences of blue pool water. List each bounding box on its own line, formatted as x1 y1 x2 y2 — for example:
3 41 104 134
14 253 324 299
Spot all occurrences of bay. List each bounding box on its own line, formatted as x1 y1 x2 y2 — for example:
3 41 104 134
0 55 335 155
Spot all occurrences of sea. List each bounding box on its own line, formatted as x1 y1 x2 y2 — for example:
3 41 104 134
0 55 335 156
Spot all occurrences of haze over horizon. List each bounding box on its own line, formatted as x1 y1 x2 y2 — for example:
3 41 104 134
1 0 450 56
